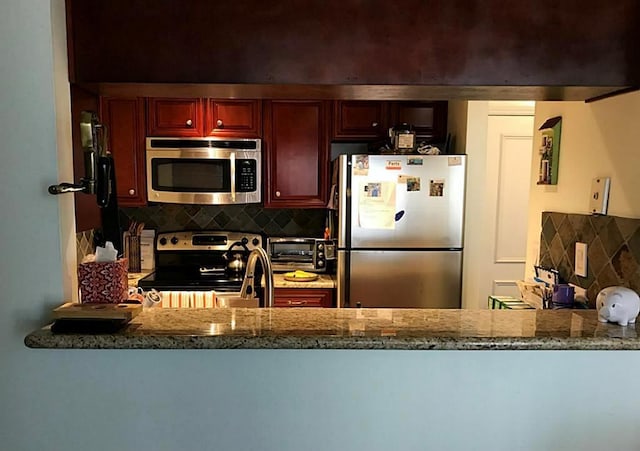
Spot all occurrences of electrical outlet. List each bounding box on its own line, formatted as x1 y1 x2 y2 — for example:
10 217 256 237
575 242 587 277
589 177 610 215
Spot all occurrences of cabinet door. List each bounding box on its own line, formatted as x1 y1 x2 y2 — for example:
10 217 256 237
263 100 329 208
332 100 388 140
207 99 262 137
274 288 334 307
100 97 147 206
146 98 204 136
389 101 448 144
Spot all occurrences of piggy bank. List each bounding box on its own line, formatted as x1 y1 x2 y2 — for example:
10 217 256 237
597 286 640 327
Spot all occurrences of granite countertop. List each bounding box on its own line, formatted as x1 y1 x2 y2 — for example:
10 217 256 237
24 308 640 350
273 273 335 289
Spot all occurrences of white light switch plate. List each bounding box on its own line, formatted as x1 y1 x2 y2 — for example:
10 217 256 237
589 177 610 215
575 242 587 277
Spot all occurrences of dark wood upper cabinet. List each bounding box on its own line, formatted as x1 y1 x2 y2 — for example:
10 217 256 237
263 100 329 208
100 97 147 206
207 99 261 137
390 101 448 144
71 85 101 232
332 101 388 140
67 0 640 93
146 98 204 137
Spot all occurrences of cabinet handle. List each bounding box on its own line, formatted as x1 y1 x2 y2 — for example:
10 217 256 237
185 119 193 127
216 119 223 128
275 190 281 197
372 122 378 127
128 189 136 196
288 300 307 306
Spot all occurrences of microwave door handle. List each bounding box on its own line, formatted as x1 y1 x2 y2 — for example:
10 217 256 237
230 152 236 202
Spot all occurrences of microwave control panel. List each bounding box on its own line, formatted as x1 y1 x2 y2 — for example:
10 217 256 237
236 159 257 192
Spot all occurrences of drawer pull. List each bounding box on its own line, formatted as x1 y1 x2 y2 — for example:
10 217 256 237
288 300 307 306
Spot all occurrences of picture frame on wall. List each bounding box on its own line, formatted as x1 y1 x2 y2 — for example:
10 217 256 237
537 116 562 185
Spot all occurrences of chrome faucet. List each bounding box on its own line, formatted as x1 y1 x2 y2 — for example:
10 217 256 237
240 247 274 307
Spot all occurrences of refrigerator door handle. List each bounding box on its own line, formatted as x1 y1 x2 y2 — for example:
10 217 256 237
338 154 349 249
337 250 348 307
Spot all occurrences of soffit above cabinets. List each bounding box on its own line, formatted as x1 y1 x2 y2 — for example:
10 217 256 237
87 83 634 102
68 1 640 101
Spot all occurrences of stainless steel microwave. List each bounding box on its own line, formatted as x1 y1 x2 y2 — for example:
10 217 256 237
267 237 336 273
146 137 261 205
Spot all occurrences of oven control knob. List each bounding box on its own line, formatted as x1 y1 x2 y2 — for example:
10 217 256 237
241 237 249 245
170 236 179 245
159 237 167 246
318 252 324 258
317 243 324 251
252 238 260 246
317 260 325 267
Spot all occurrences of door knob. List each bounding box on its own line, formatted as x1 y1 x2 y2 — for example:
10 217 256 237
275 190 281 197
185 119 193 127
128 189 135 196
216 119 223 127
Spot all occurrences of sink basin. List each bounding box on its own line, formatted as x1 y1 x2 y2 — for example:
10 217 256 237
216 292 259 308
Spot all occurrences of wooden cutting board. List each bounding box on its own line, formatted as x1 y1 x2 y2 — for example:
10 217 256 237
52 302 142 321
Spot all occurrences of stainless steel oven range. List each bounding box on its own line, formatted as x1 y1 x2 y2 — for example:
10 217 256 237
137 231 264 303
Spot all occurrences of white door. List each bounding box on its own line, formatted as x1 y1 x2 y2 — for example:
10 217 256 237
462 102 534 308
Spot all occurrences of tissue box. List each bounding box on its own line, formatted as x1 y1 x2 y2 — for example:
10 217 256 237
78 258 128 304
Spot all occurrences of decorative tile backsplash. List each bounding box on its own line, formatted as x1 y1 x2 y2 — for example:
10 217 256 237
76 229 96 263
539 212 640 307
119 205 327 237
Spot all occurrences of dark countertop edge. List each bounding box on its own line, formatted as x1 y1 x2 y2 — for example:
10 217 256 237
23 334 640 351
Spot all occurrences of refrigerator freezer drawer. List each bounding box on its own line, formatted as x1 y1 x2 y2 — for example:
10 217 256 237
344 250 462 308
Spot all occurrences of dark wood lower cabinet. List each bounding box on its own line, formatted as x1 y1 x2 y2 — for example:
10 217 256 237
274 288 334 308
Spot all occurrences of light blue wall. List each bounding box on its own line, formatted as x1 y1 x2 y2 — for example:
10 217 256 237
2 2 640 451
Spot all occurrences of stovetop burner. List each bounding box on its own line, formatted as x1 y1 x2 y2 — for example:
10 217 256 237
137 230 263 292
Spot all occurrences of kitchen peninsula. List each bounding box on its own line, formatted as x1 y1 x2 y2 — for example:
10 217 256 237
25 308 640 350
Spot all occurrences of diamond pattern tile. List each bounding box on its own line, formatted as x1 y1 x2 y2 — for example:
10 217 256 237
538 212 640 307
588 237 609 276
274 210 292 228
597 263 621 289
549 212 566 230
541 214 557 246
557 217 576 249
627 227 640 265
611 244 639 282
214 211 231 227
120 205 327 237
615 217 640 241
549 235 565 265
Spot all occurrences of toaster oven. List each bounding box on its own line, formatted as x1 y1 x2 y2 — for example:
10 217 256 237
266 237 336 273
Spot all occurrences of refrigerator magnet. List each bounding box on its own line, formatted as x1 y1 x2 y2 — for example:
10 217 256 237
354 155 369 175
364 182 382 198
448 156 462 166
385 160 402 170
398 174 410 184
407 177 421 192
407 157 423 165
429 179 445 196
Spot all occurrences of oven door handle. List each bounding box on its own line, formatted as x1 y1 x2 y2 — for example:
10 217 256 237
230 152 236 202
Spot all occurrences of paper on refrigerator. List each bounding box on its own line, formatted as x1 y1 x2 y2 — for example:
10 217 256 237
358 181 396 229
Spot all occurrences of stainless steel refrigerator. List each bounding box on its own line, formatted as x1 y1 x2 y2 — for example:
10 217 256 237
336 153 466 308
